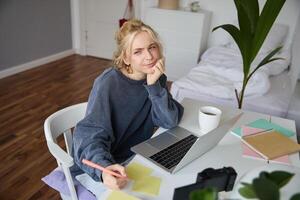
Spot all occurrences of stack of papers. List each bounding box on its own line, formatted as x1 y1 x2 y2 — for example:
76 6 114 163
231 119 298 164
231 118 295 138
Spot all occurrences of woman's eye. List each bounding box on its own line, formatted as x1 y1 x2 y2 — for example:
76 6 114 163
134 51 141 55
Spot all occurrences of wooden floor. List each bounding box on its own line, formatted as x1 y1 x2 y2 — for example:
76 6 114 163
0 54 173 199
0 55 112 199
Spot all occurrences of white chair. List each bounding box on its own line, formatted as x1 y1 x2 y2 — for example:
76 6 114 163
44 102 88 200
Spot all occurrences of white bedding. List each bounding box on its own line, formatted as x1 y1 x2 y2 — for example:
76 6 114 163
171 70 294 117
170 46 293 117
171 62 270 99
201 46 291 76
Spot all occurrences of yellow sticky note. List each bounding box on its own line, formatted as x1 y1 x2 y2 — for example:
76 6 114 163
126 162 153 181
106 190 140 200
132 175 161 196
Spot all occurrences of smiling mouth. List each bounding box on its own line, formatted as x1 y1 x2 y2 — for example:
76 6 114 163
144 62 156 68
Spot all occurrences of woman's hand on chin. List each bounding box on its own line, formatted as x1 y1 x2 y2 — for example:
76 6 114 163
146 58 165 85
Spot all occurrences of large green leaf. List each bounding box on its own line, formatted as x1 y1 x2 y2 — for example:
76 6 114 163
291 193 300 200
212 24 242 53
239 0 259 34
189 187 218 200
212 24 240 43
251 0 286 61
259 171 269 179
234 0 253 72
213 24 250 71
255 46 283 69
247 46 283 82
268 171 294 188
234 0 252 35
253 178 280 200
239 183 257 199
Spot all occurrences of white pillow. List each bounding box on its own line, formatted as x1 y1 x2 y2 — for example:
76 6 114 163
228 23 289 54
253 47 291 76
260 23 289 53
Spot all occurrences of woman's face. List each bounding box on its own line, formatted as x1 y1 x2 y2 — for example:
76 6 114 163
125 31 160 76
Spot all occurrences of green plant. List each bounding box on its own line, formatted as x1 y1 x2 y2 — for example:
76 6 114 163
213 0 286 109
188 171 300 200
189 187 218 200
239 170 300 200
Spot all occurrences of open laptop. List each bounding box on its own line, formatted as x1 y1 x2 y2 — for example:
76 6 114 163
131 113 242 173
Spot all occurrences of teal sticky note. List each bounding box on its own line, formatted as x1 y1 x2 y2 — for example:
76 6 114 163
231 127 242 137
249 119 295 137
268 122 295 137
248 119 274 130
231 119 295 138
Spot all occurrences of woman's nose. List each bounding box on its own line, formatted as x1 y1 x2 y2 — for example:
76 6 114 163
145 49 153 60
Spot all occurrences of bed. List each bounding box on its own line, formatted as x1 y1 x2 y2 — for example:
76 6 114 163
170 23 298 118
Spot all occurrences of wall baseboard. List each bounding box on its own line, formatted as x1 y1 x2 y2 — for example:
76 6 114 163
0 49 75 79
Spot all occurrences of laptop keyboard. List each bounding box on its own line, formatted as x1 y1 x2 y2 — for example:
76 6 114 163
149 134 198 169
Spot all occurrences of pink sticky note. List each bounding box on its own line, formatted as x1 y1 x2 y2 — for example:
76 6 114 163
241 126 265 136
242 143 290 164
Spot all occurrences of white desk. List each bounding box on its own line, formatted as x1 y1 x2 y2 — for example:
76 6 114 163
119 98 300 200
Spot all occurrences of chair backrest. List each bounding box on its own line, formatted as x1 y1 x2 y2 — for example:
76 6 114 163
44 102 88 200
44 102 87 156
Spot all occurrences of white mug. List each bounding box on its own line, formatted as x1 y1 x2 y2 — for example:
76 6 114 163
198 106 222 134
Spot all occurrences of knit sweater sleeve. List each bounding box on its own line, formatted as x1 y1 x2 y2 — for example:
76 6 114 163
72 77 116 182
144 75 184 129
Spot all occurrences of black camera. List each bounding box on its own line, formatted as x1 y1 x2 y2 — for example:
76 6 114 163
173 167 237 200
196 167 237 192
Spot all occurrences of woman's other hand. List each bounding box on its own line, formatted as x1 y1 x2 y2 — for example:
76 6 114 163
102 164 128 190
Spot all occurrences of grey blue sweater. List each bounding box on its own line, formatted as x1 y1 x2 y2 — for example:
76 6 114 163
71 67 183 181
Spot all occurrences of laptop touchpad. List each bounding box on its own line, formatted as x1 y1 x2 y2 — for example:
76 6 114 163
147 132 179 149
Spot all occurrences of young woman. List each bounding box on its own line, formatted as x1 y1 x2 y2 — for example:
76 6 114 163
72 19 184 190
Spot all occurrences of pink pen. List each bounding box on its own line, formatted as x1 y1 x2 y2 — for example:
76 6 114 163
82 159 127 179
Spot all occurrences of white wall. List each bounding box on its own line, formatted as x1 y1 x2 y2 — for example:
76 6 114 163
291 12 300 82
180 0 300 47
140 0 300 80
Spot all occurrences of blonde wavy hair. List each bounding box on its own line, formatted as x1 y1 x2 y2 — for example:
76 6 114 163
113 19 163 70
